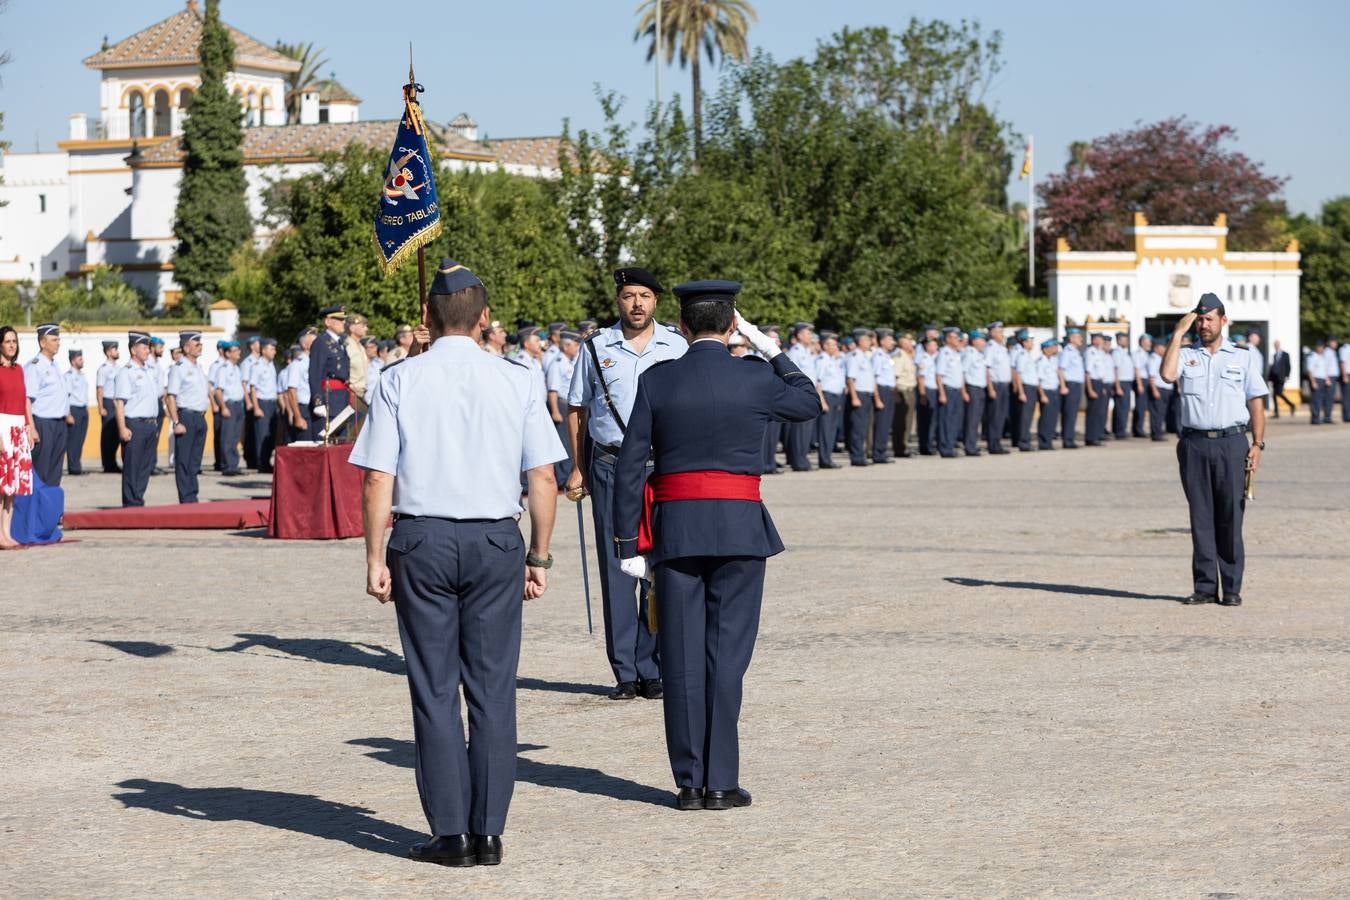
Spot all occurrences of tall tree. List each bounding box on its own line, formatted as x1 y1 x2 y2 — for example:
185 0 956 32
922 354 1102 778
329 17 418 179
172 0 252 298
634 0 757 155
1293 196 1350 340
274 40 329 123
1037 118 1288 254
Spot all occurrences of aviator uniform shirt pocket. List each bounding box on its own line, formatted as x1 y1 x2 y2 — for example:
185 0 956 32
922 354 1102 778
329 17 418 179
1180 365 1206 395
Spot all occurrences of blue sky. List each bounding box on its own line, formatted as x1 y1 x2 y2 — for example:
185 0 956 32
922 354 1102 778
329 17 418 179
3 0 1347 213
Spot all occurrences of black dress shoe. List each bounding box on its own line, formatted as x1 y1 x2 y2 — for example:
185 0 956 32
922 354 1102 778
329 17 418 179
1181 592 1217 605
608 681 638 700
409 833 476 867
1218 593 1242 607
676 787 705 810
473 834 503 865
704 788 752 811
820 462 842 469
638 678 663 699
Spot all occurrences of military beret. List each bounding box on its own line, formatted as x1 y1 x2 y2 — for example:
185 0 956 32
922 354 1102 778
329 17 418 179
578 319 598 331
1041 338 1058 349
68 348 83 359
942 326 960 335
1090 332 1106 340
149 335 165 346
36 323 60 337
101 340 118 351
560 330 581 342
820 331 839 341
430 259 484 297
220 340 239 350
969 329 988 340
1195 292 1225 315
1139 333 1154 343
319 305 346 319
1313 337 1326 347
673 279 740 307
1065 327 1082 336
614 267 663 295
128 330 151 347
986 321 1004 330
379 340 396 352
1016 328 1032 341
841 335 856 345
179 330 203 344
243 334 260 345
261 337 278 348
216 340 228 349
875 327 895 338
1116 331 1130 339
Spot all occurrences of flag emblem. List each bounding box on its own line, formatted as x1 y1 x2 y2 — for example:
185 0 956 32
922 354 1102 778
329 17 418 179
373 84 441 275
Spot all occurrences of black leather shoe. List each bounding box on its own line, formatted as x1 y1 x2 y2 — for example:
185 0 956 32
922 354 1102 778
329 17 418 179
704 788 752 811
676 787 705 810
409 833 476 867
1218 593 1242 607
473 834 503 866
820 462 843 469
638 678 663 700
1181 592 1217 605
608 681 638 700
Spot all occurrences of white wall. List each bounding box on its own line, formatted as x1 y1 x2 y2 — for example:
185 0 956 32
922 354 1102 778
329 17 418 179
0 153 72 282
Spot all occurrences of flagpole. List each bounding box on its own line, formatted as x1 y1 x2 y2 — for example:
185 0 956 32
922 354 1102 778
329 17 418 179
1027 134 1035 295
409 44 429 355
654 0 663 150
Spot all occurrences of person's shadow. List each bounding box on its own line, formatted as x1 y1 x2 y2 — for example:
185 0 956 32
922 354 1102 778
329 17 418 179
944 576 1182 603
209 634 405 674
90 640 175 658
347 738 669 808
111 779 425 857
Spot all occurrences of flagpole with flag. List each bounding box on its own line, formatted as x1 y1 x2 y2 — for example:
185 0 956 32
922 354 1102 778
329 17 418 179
1021 135 1034 294
374 48 441 348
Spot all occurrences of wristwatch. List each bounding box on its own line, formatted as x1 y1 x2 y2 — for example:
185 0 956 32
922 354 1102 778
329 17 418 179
1255 441 1265 450
526 552 553 569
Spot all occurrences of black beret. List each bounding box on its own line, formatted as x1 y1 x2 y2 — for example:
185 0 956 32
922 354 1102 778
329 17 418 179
614 267 663 294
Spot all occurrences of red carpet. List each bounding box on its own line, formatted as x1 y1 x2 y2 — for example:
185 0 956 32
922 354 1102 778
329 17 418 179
64 499 271 530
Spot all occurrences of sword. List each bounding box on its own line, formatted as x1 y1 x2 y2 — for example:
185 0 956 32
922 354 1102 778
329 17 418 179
1244 462 1255 501
570 489 593 634
644 575 657 635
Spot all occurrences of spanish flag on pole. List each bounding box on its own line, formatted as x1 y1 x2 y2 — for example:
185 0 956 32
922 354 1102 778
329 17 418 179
1019 141 1032 180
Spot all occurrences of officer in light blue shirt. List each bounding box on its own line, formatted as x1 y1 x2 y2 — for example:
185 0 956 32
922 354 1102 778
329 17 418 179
113 331 163 506
934 327 966 457
350 259 565 861
1035 339 1061 449
1147 339 1172 441
213 342 246 475
546 330 580 485
281 329 316 442
1131 335 1153 437
785 324 819 471
1110 332 1135 439
1161 293 1267 607
960 330 990 456
63 349 89 477
1010 329 1039 451
915 336 938 455
982 322 1012 454
95 340 123 474
566 266 687 699
246 338 281 473
1057 328 1086 448
814 332 846 468
24 323 71 486
843 329 877 466
1082 332 1111 445
166 330 210 503
869 328 897 463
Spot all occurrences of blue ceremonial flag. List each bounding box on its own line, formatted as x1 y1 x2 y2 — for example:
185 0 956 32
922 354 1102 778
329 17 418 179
373 81 441 275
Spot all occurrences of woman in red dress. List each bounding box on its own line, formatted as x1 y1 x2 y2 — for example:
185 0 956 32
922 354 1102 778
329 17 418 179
0 325 38 548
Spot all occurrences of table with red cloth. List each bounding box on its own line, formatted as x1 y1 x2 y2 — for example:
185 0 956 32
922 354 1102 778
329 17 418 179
267 443 363 539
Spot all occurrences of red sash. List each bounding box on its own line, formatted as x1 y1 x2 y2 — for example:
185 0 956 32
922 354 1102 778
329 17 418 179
637 470 762 554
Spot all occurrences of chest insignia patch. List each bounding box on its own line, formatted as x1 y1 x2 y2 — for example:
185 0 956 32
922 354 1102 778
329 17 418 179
600 358 615 369
1185 359 1199 367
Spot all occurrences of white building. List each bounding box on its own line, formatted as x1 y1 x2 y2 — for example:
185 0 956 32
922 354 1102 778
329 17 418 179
1048 212 1302 377
0 0 573 304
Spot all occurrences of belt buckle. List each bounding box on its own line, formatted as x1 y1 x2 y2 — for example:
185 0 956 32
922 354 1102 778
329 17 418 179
1206 430 1219 438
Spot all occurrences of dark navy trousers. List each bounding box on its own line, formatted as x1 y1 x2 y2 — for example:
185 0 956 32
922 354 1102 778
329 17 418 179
1015 388 1036 450
1060 382 1083 447
388 516 525 837
963 387 986 455
218 401 244 473
938 393 965 456
100 399 121 471
761 420 782 472
66 406 88 475
588 449 659 684
174 409 207 503
816 392 843 466
785 414 814 471
121 417 157 506
1149 391 1171 440
1132 385 1148 436
985 382 1010 452
1177 433 1248 597
1112 386 1132 438
1085 379 1108 442
655 555 765 791
252 400 278 471
32 417 66 487
916 392 935 454
845 393 873 464
871 386 895 462
1037 391 1059 449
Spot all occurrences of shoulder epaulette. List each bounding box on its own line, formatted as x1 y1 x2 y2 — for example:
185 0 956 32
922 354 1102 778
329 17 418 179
499 355 528 369
381 358 406 373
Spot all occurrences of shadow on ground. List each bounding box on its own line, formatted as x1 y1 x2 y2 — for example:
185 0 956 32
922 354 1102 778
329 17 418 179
111 778 424 857
347 738 669 807
90 640 175 658
944 576 1182 603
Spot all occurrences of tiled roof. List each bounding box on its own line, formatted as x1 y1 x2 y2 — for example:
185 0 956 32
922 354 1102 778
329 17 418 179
135 120 497 166
481 136 578 170
307 78 361 105
83 2 301 73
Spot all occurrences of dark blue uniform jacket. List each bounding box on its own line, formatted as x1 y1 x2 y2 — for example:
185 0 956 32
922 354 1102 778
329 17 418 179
613 340 820 564
308 331 351 411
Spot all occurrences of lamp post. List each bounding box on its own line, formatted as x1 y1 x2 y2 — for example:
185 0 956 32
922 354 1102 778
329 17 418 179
17 283 36 328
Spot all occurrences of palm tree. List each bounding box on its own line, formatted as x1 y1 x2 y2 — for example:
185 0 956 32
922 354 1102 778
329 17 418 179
634 0 757 156
274 40 329 123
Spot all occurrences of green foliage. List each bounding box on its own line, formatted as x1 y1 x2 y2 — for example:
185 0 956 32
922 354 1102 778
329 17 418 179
27 265 149 324
992 296 1054 328
217 244 269 320
1293 196 1350 340
172 0 252 297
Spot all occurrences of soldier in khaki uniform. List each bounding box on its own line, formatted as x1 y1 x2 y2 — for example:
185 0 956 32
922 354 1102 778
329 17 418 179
345 313 370 418
891 332 918 458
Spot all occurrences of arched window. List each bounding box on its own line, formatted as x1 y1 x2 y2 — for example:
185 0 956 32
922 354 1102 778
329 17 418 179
152 89 171 137
1124 285 1131 301
1111 284 1119 302
177 87 194 111
259 91 273 125
1086 285 1093 301
246 90 258 127
128 91 146 138
1227 285 1233 301
1263 285 1270 301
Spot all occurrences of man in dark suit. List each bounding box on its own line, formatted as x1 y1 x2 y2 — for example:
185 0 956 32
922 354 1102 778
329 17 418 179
308 305 352 441
612 280 819 812
1267 340 1294 418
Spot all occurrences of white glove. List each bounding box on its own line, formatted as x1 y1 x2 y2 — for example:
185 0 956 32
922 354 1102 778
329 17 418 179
312 404 328 417
736 317 781 360
619 556 649 580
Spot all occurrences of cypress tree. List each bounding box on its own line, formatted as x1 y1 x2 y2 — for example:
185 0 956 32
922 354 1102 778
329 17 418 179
172 0 251 297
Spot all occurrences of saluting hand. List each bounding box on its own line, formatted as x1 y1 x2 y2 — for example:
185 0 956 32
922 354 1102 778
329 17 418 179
1175 311 1198 335
367 561 392 604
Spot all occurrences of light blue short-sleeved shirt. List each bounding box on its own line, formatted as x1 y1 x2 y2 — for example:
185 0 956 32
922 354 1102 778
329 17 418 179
788 344 818 386
935 346 964 388
248 359 279 401
96 360 118 395
546 353 575 396
207 358 223 388
816 353 846 394
1174 340 1268 430
167 357 210 412
567 323 688 447
1013 346 1039 383
65 369 88 408
239 354 259 387
1339 344 1350 374
1112 347 1135 380
984 341 1012 383
870 348 896 387
1148 352 1172 391
846 350 877 392
1322 348 1339 379
350 335 567 519
215 362 245 402
916 348 937 389
962 346 989 387
1132 349 1150 380
1059 344 1085 383
282 355 311 405
113 360 162 418
24 354 70 418
1035 354 1060 391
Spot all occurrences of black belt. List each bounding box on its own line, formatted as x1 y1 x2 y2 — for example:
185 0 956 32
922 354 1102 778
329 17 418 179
128 417 157 423
393 513 513 524
596 442 622 457
1181 426 1245 439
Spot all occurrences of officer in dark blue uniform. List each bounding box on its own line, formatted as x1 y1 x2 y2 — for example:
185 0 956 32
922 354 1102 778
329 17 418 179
612 280 819 812
307 305 352 440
